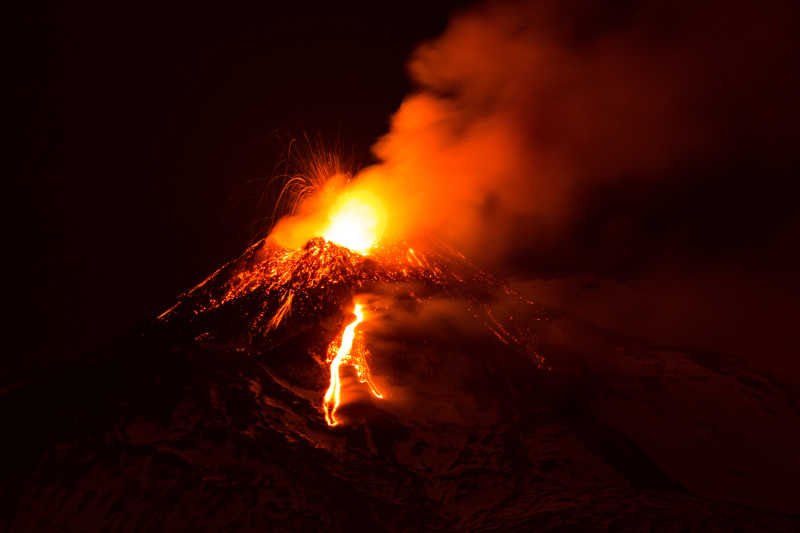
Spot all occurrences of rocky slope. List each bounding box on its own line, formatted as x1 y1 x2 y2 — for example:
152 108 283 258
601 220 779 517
4 241 799 531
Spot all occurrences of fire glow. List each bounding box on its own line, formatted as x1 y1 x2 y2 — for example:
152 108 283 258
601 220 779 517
323 303 383 426
321 189 386 254
158 165 546 429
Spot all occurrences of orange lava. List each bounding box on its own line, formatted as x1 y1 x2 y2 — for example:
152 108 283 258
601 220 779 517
323 303 383 426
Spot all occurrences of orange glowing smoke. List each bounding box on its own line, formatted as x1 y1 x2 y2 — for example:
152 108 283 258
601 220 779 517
323 303 383 426
269 173 391 254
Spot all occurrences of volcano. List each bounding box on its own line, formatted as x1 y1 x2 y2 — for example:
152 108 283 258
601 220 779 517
4 236 800 532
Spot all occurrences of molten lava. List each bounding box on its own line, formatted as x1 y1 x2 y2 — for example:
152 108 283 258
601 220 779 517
323 303 383 426
322 190 386 254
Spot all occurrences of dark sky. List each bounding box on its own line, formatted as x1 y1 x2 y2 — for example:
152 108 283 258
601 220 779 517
15 2 471 372
14 1 800 379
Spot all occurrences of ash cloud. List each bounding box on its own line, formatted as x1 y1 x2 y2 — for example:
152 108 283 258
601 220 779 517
359 0 798 272
354 0 800 375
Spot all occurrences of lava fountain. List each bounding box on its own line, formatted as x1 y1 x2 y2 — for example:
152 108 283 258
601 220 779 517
322 189 386 254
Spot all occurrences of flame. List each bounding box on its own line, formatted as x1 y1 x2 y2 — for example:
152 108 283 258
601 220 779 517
323 303 383 426
322 189 386 254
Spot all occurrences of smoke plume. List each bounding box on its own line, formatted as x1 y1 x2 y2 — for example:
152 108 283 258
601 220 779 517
271 0 799 375
351 0 798 271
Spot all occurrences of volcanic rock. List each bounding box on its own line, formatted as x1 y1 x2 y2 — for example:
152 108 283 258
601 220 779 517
4 240 799 531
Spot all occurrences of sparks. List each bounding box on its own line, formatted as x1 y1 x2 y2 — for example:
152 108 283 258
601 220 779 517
323 303 383 426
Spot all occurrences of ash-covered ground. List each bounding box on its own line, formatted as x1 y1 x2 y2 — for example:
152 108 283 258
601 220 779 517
4 241 800 532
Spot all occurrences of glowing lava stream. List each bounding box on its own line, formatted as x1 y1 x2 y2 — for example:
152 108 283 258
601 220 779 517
323 303 383 426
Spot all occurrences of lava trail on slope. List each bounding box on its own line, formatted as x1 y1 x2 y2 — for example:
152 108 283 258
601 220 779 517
4 238 800 532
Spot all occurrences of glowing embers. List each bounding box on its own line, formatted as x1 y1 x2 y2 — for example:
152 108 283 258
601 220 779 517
323 303 383 426
322 189 386 254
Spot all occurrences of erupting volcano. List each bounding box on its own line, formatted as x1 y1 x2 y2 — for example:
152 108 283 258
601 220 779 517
14 169 798 530
12 1 800 530
158 171 547 428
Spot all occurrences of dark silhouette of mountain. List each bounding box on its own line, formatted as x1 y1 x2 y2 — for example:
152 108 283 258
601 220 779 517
4 240 799 531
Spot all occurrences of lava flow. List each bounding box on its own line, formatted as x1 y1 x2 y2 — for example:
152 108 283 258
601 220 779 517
323 303 383 426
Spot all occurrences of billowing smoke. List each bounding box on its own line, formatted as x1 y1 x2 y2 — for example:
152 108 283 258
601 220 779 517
350 0 798 272
342 0 799 375
272 0 799 375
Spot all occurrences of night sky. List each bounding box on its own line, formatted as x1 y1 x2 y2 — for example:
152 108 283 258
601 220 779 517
14 0 800 379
